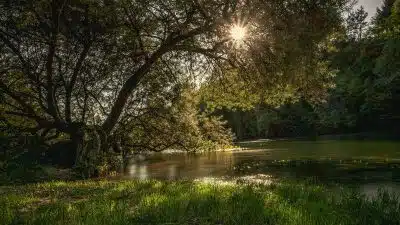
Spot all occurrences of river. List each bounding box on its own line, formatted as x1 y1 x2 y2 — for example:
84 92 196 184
122 140 400 197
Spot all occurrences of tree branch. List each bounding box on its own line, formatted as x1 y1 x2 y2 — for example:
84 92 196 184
45 0 61 121
0 30 37 82
65 41 92 122
0 81 39 119
101 23 215 133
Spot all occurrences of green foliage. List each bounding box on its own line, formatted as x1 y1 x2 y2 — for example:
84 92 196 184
0 135 50 184
114 83 234 153
346 6 369 41
324 0 400 133
1 0 243 174
372 0 397 34
200 0 349 110
220 0 400 140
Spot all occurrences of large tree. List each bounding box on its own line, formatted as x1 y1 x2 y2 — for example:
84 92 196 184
1 0 350 175
1 0 241 170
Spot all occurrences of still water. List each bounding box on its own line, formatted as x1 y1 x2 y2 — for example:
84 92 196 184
123 140 400 197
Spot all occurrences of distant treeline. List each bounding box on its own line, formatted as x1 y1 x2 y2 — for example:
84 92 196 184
221 0 400 140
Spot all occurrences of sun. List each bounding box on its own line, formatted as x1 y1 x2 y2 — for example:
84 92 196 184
230 25 246 41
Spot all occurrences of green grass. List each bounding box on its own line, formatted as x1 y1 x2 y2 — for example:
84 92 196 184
1 179 400 225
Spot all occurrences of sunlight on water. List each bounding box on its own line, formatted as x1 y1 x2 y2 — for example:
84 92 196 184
168 165 177 180
139 165 148 180
129 164 136 176
238 139 272 144
129 164 149 180
123 140 400 196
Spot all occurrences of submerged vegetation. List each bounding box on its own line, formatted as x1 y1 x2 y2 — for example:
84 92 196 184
2 179 400 225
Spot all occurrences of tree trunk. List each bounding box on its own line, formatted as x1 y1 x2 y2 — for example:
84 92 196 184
69 123 102 178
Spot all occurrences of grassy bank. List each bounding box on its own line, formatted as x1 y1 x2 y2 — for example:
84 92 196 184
1 180 400 225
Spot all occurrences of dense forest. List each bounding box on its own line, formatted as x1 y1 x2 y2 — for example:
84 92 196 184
1 0 399 179
216 0 400 140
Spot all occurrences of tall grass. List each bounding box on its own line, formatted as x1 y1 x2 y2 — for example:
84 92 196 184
1 179 399 225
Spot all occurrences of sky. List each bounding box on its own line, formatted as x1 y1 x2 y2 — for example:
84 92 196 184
356 0 384 20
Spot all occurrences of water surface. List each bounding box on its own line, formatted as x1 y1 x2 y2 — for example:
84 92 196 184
123 140 400 197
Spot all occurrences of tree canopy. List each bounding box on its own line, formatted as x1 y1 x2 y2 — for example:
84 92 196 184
1 0 358 175
221 0 400 140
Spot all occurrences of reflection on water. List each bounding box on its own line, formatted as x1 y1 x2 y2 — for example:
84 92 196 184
129 164 149 179
125 151 236 180
123 140 400 197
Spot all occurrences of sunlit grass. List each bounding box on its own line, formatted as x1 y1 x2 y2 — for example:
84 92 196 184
1 179 400 225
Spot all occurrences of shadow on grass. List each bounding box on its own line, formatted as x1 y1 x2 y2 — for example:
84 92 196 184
1 179 400 225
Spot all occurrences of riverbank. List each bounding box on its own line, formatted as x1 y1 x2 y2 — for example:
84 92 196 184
235 132 400 145
1 179 400 225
